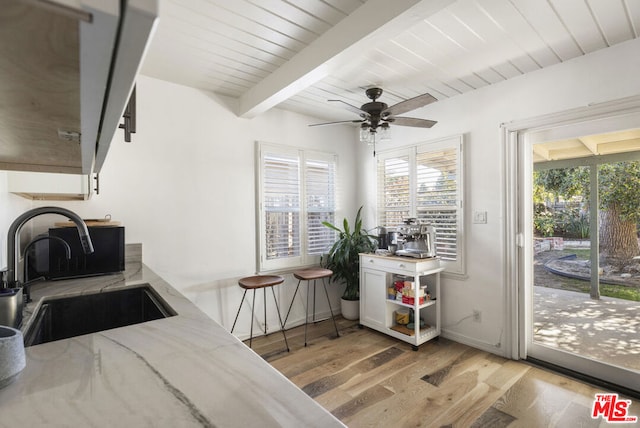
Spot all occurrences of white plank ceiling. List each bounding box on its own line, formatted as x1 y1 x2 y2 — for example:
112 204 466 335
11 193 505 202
141 0 640 123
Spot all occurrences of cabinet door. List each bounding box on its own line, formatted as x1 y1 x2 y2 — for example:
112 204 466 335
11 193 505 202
360 268 387 330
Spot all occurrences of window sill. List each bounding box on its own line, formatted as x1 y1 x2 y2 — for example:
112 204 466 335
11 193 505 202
257 263 325 276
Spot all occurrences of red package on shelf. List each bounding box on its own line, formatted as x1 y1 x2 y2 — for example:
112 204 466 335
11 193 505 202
402 295 425 305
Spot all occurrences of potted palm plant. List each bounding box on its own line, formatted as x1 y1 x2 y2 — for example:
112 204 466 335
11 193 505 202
322 206 377 320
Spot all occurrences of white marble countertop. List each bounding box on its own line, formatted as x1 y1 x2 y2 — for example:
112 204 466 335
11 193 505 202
0 245 344 427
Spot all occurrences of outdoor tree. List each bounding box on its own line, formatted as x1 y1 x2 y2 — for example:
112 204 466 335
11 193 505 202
535 161 640 268
598 162 640 266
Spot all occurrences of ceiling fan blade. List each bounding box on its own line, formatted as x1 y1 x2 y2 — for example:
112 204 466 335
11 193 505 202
328 99 370 118
309 119 364 127
383 93 437 117
388 116 437 128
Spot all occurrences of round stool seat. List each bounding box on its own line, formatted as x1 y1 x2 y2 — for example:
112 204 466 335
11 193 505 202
238 275 284 290
293 268 333 281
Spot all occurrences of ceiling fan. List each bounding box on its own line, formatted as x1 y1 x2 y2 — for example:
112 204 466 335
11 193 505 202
310 87 438 150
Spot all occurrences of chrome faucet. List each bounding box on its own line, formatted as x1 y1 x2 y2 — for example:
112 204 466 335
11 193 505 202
3 207 94 289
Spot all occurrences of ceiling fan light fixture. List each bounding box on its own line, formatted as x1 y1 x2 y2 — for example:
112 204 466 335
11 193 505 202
379 123 391 142
360 123 372 145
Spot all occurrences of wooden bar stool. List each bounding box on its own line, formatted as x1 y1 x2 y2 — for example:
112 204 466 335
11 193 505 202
283 267 340 346
230 275 289 351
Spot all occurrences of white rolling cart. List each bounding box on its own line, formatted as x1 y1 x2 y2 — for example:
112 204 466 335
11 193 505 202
359 253 444 351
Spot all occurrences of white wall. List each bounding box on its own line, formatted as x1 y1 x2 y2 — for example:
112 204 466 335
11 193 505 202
0 172 32 270
24 76 360 338
357 37 640 356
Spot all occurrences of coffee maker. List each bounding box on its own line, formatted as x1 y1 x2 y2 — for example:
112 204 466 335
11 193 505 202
394 218 437 259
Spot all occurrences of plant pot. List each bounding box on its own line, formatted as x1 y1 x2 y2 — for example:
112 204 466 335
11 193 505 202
340 298 359 321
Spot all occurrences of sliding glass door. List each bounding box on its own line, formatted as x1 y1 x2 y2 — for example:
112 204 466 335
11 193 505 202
524 132 640 393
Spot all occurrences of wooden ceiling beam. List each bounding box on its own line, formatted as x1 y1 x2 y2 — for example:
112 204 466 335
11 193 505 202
532 144 551 161
578 137 599 155
236 0 454 119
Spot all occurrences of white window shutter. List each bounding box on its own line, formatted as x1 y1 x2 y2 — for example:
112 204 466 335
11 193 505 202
257 143 338 272
376 135 464 275
377 153 411 227
416 148 458 261
305 156 336 256
263 151 301 261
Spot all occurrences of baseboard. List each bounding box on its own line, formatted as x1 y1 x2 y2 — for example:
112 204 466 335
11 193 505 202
234 309 337 341
441 329 506 357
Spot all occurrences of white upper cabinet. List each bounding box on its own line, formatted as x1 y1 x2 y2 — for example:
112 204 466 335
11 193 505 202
7 171 93 201
0 0 158 175
90 0 158 173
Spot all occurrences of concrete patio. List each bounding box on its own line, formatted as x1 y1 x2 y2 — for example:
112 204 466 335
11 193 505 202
534 286 640 372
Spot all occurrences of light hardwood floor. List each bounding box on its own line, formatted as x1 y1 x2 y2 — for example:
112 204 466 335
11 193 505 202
246 316 640 427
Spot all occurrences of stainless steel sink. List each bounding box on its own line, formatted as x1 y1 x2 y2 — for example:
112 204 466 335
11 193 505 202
24 284 176 347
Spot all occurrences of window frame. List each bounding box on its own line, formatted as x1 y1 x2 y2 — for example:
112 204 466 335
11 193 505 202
256 141 338 273
376 134 465 275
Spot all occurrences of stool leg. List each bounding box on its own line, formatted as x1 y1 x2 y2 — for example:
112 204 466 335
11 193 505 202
283 279 302 328
271 286 289 352
249 289 256 348
322 278 340 338
312 279 317 322
305 280 310 346
231 289 248 333
263 287 268 336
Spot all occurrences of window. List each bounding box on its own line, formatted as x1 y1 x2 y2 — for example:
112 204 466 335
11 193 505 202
377 135 464 274
257 142 337 272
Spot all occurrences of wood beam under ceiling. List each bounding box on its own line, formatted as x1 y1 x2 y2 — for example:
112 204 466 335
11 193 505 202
236 0 454 119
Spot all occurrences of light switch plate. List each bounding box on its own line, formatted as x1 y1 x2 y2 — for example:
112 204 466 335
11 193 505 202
473 210 487 224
